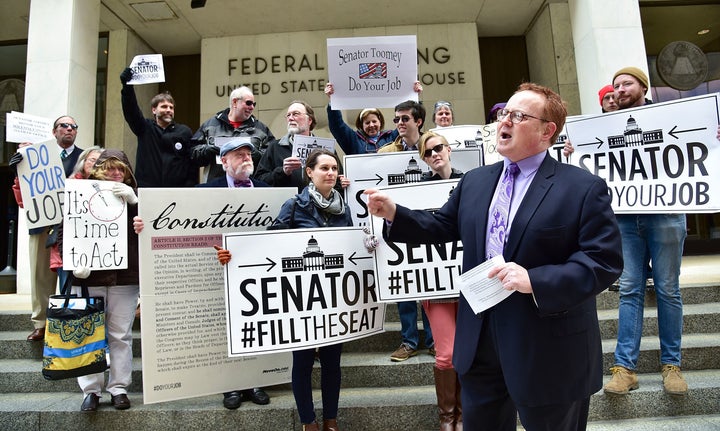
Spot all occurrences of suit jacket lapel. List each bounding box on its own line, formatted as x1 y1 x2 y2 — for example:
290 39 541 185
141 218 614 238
504 154 556 260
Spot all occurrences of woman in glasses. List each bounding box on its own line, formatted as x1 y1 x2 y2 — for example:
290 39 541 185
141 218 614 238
323 81 422 154
432 101 454 128
418 131 463 430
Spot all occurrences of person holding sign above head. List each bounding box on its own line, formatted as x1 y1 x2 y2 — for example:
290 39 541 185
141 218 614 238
191 86 275 183
9 115 84 342
216 148 355 431
119 67 200 187
364 83 623 431
418 131 463 430
323 81 422 154
377 99 435 362
58 149 140 412
432 100 454 128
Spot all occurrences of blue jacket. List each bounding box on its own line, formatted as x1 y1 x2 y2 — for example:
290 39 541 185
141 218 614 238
273 187 352 229
326 105 397 154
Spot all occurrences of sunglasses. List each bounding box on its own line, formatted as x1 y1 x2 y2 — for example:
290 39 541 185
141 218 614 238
434 101 452 109
56 123 78 130
243 100 256 107
392 115 412 124
423 144 447 158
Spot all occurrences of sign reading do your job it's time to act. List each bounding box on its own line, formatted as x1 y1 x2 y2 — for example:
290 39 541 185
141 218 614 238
554 93 720 214
223 227 384 356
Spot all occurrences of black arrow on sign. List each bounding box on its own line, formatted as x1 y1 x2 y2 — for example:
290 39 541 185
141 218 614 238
577 137 604 148
236 257 276 272
348 251 373 266
355 174 383 185
668 125 706 139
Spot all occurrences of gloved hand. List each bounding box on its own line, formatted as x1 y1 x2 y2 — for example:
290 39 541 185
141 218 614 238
112 182 138 205
190 144 220 163
119 67 133 85
214 245 232 265
9 152 23 171
363 227 379 253
73 266 91 279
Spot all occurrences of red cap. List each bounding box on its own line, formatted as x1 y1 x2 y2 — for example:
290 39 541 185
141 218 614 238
598 84 614 107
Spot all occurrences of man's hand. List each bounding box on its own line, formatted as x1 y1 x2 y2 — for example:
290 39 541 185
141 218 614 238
487 262 532 294
214 245 232 265
364 189 397 222
282 157 302 176
120 67 133 85
562 140 575 159
324 83 334 99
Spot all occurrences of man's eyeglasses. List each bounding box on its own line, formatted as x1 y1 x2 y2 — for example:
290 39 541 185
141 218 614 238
392 115 412 124
497 109 550 124
243 100 256 107
286 111 307 119
423 144 447 158
56 123 78 130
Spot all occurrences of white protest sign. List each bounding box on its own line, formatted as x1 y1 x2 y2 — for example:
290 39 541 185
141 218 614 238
137 187 296 404
127 54 165 84
291 135 336 167
224 227 384 356
5 111 54 143
371 180 463 302
344 149 482 227
431 124 502 165
16 140 65 228
327 35 417 109
552 93 720 214
62 179 128 271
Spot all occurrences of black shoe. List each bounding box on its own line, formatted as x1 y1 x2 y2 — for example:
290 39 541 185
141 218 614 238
110 393 131 410
81 393 100 412
242 388 270 405
223 391 242 409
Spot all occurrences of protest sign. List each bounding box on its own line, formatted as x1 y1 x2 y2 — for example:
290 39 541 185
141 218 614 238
62 179 128 270
127 54 165 84
224 227 384 355
431 124 502 165
553 93 720 213
327 35 417 109
371 180 463 302
291 135 336 167
137 187 295 404
16 139 65 228
5 111 54 143
343 149 482 227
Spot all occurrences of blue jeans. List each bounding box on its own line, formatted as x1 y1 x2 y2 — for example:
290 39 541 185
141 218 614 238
398 301 433 350
614 214 686 369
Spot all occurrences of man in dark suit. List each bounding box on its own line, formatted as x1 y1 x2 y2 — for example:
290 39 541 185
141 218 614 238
365 83 623 430
195 137 270 409
53 115 83 176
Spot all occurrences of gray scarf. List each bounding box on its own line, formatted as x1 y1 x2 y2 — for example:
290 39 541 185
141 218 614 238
307 182 345 215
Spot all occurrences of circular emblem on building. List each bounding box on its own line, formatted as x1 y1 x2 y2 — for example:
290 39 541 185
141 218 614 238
656 41 708 91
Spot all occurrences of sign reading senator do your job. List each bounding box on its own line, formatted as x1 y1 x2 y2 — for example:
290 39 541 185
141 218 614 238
344 149 482 228
137 187 295 404
555 93 720 213
224 227 384 355
371 180 463 302
327 35 418 109
16 140 66 228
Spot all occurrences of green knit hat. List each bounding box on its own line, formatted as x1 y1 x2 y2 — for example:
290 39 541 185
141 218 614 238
613 67 649 93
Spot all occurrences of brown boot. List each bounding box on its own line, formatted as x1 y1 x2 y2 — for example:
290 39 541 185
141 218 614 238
302 422 319 431
454 372 462 431
323 418 339 431
434 366 459 431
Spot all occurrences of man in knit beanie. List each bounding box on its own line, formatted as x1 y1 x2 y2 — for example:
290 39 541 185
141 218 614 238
598 84 618 113
604 66 689 397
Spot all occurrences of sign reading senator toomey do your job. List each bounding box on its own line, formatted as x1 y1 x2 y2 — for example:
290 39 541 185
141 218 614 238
223 227 384 356
556 93 720 213
137 187 295 404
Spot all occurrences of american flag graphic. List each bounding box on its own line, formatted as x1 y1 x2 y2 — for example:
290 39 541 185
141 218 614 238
359 63 387 79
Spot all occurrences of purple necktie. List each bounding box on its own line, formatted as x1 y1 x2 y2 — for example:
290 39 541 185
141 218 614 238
486 163 520 259
234 179 252 188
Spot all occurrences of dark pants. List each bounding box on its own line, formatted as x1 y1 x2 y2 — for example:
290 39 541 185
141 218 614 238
292 343 343 424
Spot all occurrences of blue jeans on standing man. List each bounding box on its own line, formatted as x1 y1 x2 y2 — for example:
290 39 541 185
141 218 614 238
614 214 686 370
398 301 433 350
